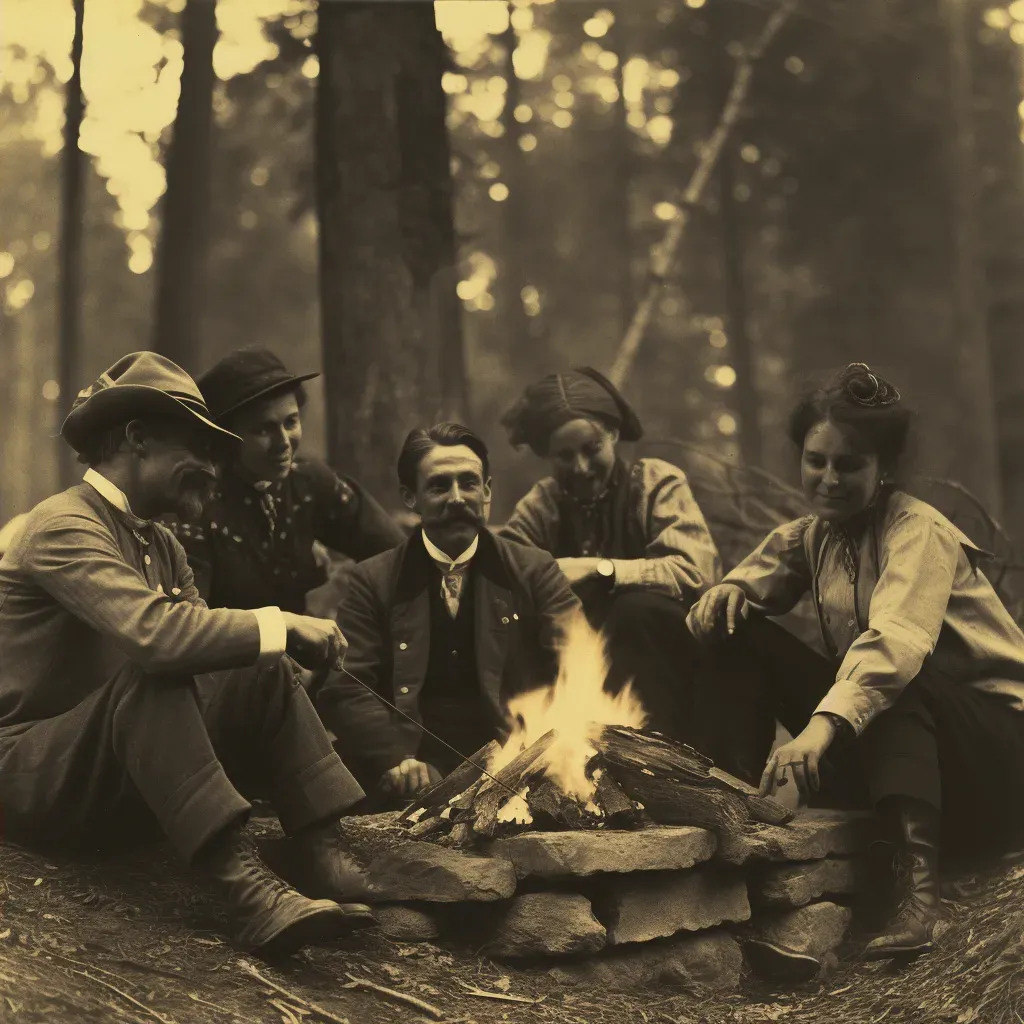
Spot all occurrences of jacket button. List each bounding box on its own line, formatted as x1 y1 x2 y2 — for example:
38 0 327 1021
501 616 510 625
513 613 519 621
399 686 410 695
399 642 408 650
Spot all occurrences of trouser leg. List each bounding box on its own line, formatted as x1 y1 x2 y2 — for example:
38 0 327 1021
0 659 366 865
0 664 249 863
599 590 701 745
196 659 365 837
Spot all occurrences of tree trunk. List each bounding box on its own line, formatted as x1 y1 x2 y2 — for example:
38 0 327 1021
315 1 465 498
939 0 1001 515
58 0 86 488
152 0 218 374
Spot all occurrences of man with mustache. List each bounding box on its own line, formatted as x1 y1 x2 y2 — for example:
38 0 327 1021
317 423 580 802
0 352 377 955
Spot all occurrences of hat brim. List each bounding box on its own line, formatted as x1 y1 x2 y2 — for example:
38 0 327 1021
61 385 243 454
211 372 320 423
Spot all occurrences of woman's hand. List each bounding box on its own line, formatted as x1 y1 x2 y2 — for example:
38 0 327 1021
557 557 602 586
759 714 839 798
686 584 749 642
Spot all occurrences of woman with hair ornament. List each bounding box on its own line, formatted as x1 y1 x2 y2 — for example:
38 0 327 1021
498 366 723 744
688 362 1024 967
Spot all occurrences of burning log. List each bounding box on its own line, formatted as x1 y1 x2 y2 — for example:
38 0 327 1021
400 725 792 848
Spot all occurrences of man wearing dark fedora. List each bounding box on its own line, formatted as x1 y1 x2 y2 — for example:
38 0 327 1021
0 351 379 955
163 346 403 616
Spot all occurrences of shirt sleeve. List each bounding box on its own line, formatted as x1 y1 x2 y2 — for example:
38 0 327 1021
498 479 561 551
22 512 264 676
722 517 814 616
609 460 722 598
814 513 960 734
306 461 405 562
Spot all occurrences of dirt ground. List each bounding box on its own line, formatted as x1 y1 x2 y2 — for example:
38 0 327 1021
1 822 1022 1024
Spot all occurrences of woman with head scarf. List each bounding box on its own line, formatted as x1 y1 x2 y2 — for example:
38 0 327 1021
164 347 405 614
498 367 722 743
688 363 1024 970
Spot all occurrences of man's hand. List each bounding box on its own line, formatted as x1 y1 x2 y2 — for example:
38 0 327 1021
282 612 348 671
686 583 750 642
557 557 602 587
759 714 839 799
380 759 443 798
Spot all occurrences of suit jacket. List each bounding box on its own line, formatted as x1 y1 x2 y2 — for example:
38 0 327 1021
317 528 580 778
0 483 263 734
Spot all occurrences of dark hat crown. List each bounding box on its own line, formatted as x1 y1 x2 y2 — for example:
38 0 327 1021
198 346 319 423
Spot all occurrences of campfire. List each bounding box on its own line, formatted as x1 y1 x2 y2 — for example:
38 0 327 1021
401 613 793 847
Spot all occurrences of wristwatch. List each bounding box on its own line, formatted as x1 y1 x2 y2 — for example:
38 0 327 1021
596 559 616 587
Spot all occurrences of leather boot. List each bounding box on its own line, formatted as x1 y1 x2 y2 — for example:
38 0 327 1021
291 821 376 904
198 827 374 955
864 798 942 961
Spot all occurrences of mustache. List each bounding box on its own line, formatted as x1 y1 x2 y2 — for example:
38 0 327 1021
436 504 485 525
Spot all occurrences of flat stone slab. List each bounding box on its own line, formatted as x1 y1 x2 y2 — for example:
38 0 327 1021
483 893 606 958
598 866 750 945
375 904 441 941
752 901 854 960
549 930 742 993
717 809 875 865
489 826 716 880
367 844 516 903
751 857 863 908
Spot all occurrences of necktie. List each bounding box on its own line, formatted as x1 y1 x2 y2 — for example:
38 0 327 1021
438 563 470 618
257 487 278 539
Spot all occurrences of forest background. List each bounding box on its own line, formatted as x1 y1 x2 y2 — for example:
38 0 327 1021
3 0 1024 543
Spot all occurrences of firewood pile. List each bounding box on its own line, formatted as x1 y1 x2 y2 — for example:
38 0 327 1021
399 725 794 847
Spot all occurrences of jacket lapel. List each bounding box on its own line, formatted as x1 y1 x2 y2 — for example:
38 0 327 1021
473 531 514 721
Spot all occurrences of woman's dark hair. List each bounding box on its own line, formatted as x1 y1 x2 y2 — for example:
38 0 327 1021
397 422 490 490
788 363 913 474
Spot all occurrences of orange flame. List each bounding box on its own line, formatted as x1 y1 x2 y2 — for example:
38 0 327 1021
490 611 648 805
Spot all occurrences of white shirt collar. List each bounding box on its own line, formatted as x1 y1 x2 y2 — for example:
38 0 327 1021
83 468 143 520
422 529 479 570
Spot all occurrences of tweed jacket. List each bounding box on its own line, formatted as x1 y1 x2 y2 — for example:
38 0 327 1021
317 528 580 777
162 457 405 613
499 457 721 599
724 491 1024 735
0 479 276 735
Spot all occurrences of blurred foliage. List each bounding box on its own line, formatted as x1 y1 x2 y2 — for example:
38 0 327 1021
3 0 1024 535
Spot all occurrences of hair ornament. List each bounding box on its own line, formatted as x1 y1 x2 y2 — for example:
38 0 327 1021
839 362 901 407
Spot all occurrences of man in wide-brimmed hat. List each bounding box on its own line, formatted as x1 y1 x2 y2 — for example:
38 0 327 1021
162 346 403 616
0 351 379 955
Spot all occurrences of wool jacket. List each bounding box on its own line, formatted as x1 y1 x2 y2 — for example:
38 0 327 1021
0 476 282 735
499 457 721 599
317 528 580 778
723 491 1024 735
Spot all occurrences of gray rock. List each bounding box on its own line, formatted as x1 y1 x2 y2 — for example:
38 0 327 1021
375 904 441 941
549 930 743 992
717 809 875 865
489 826 716 880
753 902 854 959
751 857 863 907
599 867 750 945
367 844 516 903
483 893 606 958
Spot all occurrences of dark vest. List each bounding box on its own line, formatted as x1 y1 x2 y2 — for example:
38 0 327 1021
417 567 492 771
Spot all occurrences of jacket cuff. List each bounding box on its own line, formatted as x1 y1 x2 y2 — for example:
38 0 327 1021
252 606 287 666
